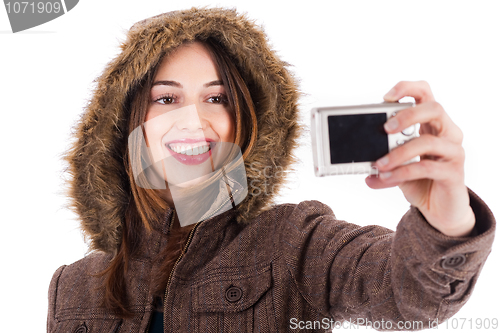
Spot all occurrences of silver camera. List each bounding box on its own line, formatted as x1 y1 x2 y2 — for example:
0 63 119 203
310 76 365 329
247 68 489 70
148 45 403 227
311 102 419 176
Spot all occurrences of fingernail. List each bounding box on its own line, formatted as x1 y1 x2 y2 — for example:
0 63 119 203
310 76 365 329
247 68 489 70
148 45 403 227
383 88 397 100
379 171 392 179
377 156 389 166
384 118 399 131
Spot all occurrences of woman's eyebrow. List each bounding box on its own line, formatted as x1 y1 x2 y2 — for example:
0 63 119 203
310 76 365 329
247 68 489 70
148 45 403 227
151 80 223 88
203 80 223 88
152 80 182 88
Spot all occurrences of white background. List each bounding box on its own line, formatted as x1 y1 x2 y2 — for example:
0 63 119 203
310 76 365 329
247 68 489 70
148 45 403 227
1 0 499 331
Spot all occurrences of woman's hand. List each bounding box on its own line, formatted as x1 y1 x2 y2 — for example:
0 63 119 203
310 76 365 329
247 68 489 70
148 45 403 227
365 81 475 237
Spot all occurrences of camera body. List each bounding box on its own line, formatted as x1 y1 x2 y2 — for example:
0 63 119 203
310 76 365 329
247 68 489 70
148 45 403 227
311 102 419 177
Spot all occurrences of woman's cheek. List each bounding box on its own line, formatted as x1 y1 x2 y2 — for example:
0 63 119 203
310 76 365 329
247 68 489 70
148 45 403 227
144 119 172 162
211 107 235 142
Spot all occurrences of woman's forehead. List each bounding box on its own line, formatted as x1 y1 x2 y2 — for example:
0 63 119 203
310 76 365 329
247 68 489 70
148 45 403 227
154 42 219 82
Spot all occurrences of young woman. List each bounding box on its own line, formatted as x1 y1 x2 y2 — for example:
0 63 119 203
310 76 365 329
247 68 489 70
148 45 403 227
47 7 495 332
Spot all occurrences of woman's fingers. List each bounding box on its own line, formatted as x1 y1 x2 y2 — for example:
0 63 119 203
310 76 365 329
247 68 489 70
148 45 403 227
383 80 435 104
384 101 463 144
366 158 462 189
375 134 465 172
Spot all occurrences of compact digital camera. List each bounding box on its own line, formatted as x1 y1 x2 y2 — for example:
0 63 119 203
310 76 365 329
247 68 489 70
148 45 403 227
311 102 419 176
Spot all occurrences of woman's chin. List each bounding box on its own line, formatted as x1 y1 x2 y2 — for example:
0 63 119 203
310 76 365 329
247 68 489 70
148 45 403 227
168 173 211 189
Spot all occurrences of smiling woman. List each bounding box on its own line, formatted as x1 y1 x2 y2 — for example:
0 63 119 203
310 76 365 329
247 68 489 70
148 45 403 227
46 7 495 333
124 36 258 224
144 42 236 192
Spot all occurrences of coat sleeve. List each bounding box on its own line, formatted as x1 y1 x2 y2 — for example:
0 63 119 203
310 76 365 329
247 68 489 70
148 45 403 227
47 265 66 332
281 188 495 331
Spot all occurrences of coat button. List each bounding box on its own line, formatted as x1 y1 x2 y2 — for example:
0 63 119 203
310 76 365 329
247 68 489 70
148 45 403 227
74 323 88 333
441 254 466 269
225 286 243 302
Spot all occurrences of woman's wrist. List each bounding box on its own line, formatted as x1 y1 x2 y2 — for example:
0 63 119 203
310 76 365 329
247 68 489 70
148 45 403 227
427 205 476 237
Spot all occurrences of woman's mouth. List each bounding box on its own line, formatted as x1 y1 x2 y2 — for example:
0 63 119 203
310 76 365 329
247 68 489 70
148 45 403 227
166 141 214 165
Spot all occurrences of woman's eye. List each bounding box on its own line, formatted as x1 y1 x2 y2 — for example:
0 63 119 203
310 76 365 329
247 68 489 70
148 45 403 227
208 94 228 104
155 95 175 105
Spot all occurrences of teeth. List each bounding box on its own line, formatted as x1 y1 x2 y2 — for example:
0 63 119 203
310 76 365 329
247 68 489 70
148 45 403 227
169 142 210 155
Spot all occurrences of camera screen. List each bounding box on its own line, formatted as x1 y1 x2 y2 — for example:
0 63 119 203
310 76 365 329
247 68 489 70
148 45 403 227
328 113 389 164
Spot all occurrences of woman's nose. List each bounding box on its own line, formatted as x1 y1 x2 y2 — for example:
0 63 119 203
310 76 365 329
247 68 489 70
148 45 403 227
175 104 207 132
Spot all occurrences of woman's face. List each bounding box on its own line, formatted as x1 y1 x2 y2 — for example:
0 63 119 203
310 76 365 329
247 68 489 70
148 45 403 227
144 41 236 187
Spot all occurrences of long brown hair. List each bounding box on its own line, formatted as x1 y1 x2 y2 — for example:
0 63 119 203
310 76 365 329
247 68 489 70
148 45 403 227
100 37 258 317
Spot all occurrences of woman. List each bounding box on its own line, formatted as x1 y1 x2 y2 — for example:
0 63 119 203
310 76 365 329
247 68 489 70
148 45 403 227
47 7 495 332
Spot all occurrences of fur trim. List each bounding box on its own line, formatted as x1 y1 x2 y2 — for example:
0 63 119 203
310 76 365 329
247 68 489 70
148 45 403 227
65 7 303 253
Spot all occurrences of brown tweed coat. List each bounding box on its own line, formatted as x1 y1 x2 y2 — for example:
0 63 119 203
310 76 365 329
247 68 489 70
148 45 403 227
48 189 495 332
47 7 496 332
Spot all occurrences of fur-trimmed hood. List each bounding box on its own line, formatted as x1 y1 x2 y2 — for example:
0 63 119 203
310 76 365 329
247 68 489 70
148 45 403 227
65 7 302 254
